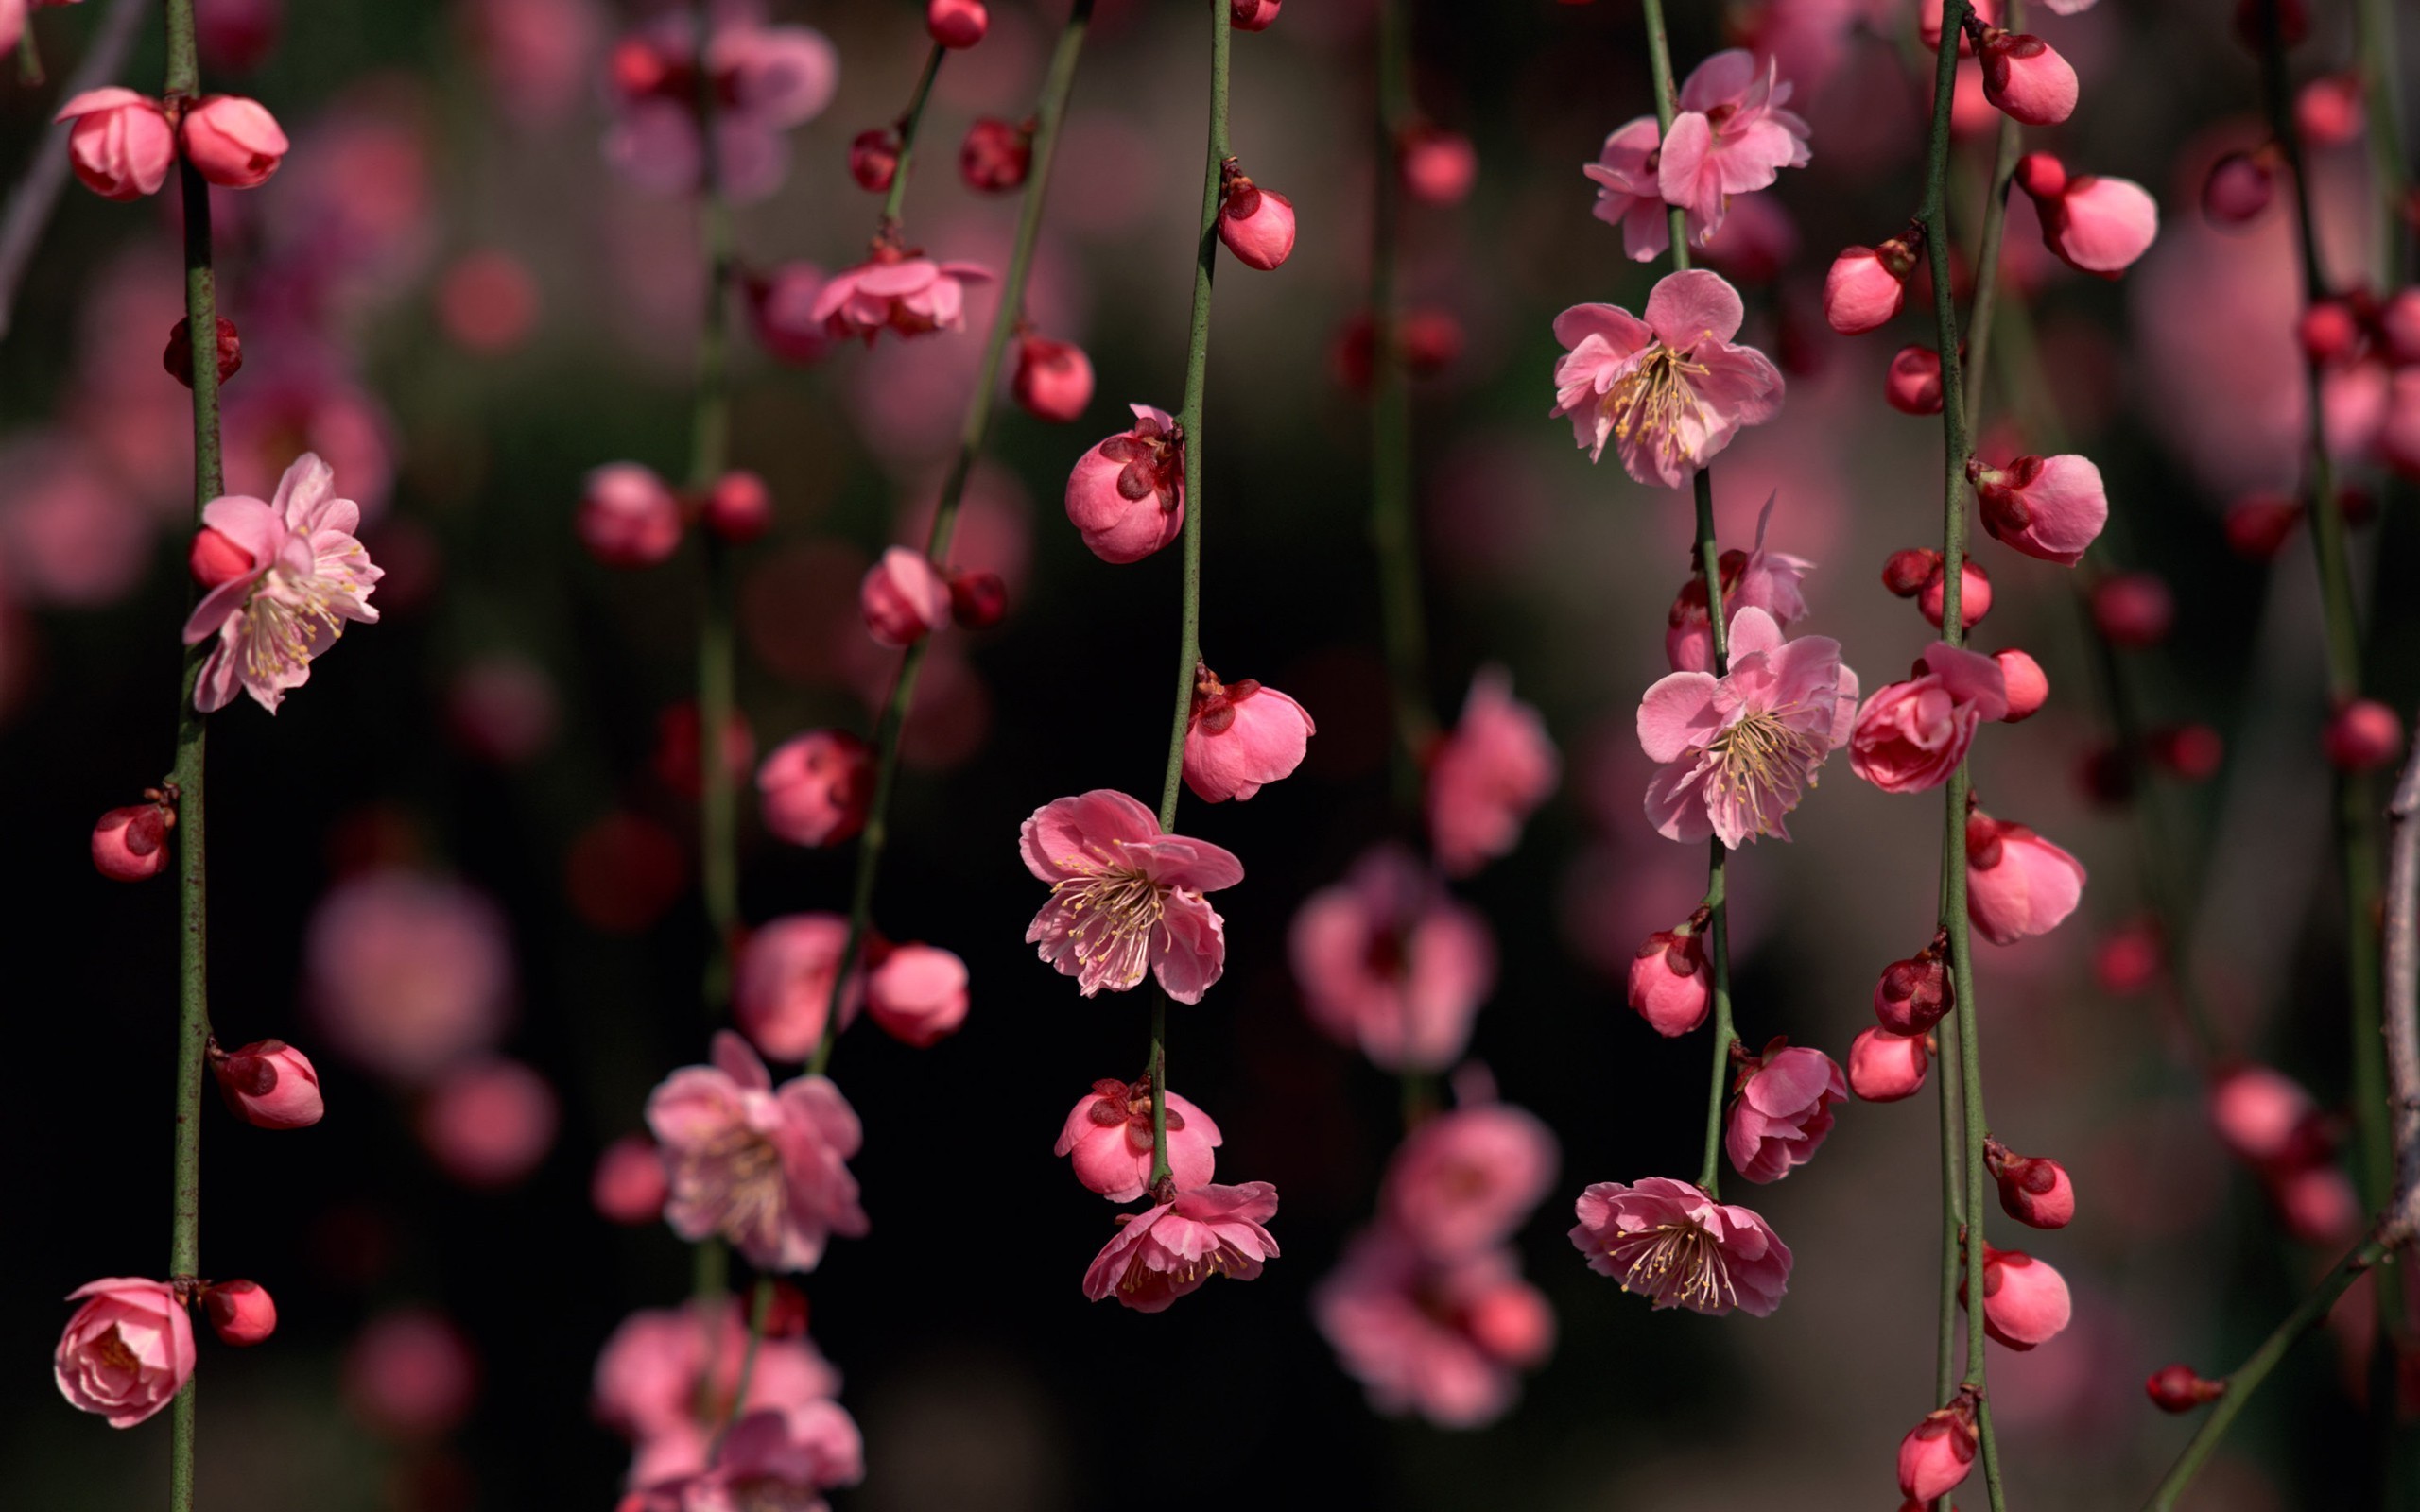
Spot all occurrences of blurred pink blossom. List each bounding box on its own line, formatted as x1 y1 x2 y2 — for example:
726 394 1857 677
735 914 861 1064
417 1057 559 1189
604 3 838 203
1290 845 1496 1074
1427 665 1558 876
343 1308 477 1440
648 1031 868 1273
1312 1228 1553 1428
1383 1099 1558 1260
306 868 514 1084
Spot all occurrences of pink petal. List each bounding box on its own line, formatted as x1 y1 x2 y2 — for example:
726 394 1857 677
1637 671 1721 763
1644 268 1746 349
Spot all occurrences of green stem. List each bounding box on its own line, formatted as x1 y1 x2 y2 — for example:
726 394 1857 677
1958 0 2023 423
1369 0 1431 806
2353 0 2410 281
15 22 42 86
1148 995 1171 1189
880 44 947 231
714 1273 776 1444
690 0 738 1019
804 1 1097 1082
1934 1011 1964 1406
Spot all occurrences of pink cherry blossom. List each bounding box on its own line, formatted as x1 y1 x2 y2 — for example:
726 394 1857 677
342 1308 477 1441
1847 642 2010 794
1971 453 2109 563
808 250 994 345
1081 1181 1280 1312
1065 404 1184 563
2017 153 2159 277
54 1279 195 1427
1965 809 2086 945
1427 665 1559 877
1848 1026 1931 1101
593 1134 669 1225
647 1031 868 1273
1638 606 1857 848
1665 492 1813 672
1969 1245 2073 1349
182 453 382 713
863 942 968 1048
1976 29 2078 127
1289 845 1496 1073
603 6 837 203
756 730 873 848
1899 1392 1981 1502
1383 1100 1559 1261
1724 1040 1847 1183
1054 1079 1222 1201
417 1057 560 1189
1656 51 1811 245
1217 177 1297 270
1586 117 1696 262
595 1297 840 1483
857 546 950 647
2208 1063 2322 1166
1312 1228 1554 1428
55 89 175 201
211 1038 324 1129
1550 268 1785 488
735 914 861 1063
1569 1177 1791 1316
627 1400 864 1511
305 868 513 1084
1184 664 1315 802
1020 790 1242 1004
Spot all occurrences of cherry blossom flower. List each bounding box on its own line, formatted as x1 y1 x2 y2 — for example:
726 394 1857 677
1020 790 1242 1003
1848 1025 1931 1101
647 1031 868 1273
756 730 873 848
57 89 176 201
305 868 513 1085
1847 642 2010 793
1184 663 1314 802
1383 1099 1559 1261
182 453 381 713
1568 1177 1791 1316
603 3 837 203
595 1297 842 1488
863 943 968 1048
1550 268 1785 488
181 95 290 189
54 1279 195 1427
1312 1228 1554 1428
1656 51 1811 245
1055 1079 1222 1201
1970 453 2109 563
734 914 861 1064
809 249 994 346
342 1308 477 1441
1965 807 2086 944
2015 152 2158 277
627 1401 864 1511
1290 845 1496 1072
1638 606 1857 847
1724 1040 1848 1183
1665 492 1812 672
1427 665 1559 877
1585 117 1694 262
1081 1181 1281 1312
1965 1245 2073 1349
211 1038 324 1128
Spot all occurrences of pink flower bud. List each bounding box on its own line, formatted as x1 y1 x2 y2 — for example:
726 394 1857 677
2378 289 2420 366
2224 492 2301 558
2014 149 2067 199
578 462 682 568
56 88 176 201
865 942 970 1047
92 800 174 882
2207 1063 2328 1166
1628 922 1711 1038
700 470 771 543
343 1309 477 1441
1011 335 1095 423
2146 1364 2227 1413
1993 649 2048 721
1897 1390 1980 1503
1184 665 1315 802
1967 1244 2071 1349
1230 0 1281 29
1882 547 1942 597
756 730 873 847
1976 28 2077 126
850 128 900 193
163 315 242 390
2272 1161 2361 1244
202 1280 277 1346
2201 150 2276 228
1919 559 1992 630
1885 345 1944 415
590 1132 667 1225
2324 698 2404 773
1066 404 1184 563
1848 1026 1930 1101
1986 1139 2075 1228
1057 1078 1222 1200
417 1057 558 1189
1398 125 1477 206
1971 453 2109 564
2298 300 2363 366
1965 808 2086 944
180 94 289 189
959 117 1030 192
2091 572 2174 647
2296 72 2364 146
1725 1040 1848 1184
2032 168 2161 277
1465 1280 1554 1366
54 1279 195 1426
212 1038 324 1128
925 0 987 48
2094 920 2162 994
858 546 952 647
1823 245 1910 335
949 569 1009 629
2149 723 2224 781
1874 941 1952 1035
1219 172 1297 271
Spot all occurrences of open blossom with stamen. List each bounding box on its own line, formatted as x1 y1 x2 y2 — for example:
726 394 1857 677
182 452 382 714
1020 790 1242 1004
1383 1098 1559 1261
646 1031 868 1274
1081 1181 1280 1312
1568 1177 1790 1316
1656 50 1811 246
1550 269 1784 489
809 247 994 345
1638 607 1857 848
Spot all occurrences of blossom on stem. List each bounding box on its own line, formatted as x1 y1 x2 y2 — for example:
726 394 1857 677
2015 152 2159 277
211 1038 325 1128
1886 345 1945 415
1065 404 1184 563
734 914 861 1063
181 95 290 189
202 1280 277 1347
1549 268 1785 488
1290 844 1496 1073
1638 607 1856 847
863 942 969 1048
1312 1228 1553 1428
1217 161 1296 270
1081 1182 1281 1312
1569 1177 1791 1316
1823 233 1919 335
1873 936 1952 1036
595 1296 840 1481
1585 117 1696 262
756 730 873 848
1847 642 2009 794
1972 25 2078 126
1656 51 1811 245
1020 790 1242 1004
1011 335 1094 423
1184 662 1315 802
1664 492 1811 673
1963 1244 2073 1349
1724 1040 1847 1183
1918 558 1993 630
92 798 174 882
810 247 994 345
1966 805 2086 944
646 1031 868 1273
56 89 175 201
182 453 382 714
1970 453 2109 564
579 462 683 568
1898 1390 1980 1503
1985 1138 2076 1229
54 1279 195 1427
1995 649 2048 721
926 0 985 48
1055 1079 1221 1202
1629 915 1712 1037
857 546 951 647
1383 1098 1559 1262
1847 1026 1929 1101
603 7 838 203
1427 665 1558 876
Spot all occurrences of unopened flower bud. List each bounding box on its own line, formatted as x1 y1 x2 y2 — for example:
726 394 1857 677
757 730 873 847
1824 243 1911 335
1986 1138 2076 1228
1975 26 2078 127
1218 164 1296 270
1971 453 2109 563
1919 559 1992 630
860 548 952 647
164 317 243 390
180 94 289 189
1230 0 1281 29
702 470 771 544
865 942 971 1047
925 0 987 48
1967 1245 2072 1349
212 1038 325 1128
2223 492 2300 558
1885 345 1944 415
2149 723 2224 781
849 128 900 193
2014 149 2066 200
948 569 1008 629
1011 335 1095 423
1628 920 1710 1038
2092 572 2174 648
2146 1364 2227 1413
578 462 682 568
1897 1389 1980 1503
1992 649 2048 721
1066 404 1184 563
2298 301 2363 366
202 1280 277 1346
56 89 176 200
92 800 174 882
1874 943 1952 1036
1398 125 1476 206
2296 72 2364 146
590 1133 667 1225
2201 150 2276 228
2094 921 2161 994
2323 698 2404 773
959 117 1031 192
1848 1026 1929 1102
1881 547 1941 597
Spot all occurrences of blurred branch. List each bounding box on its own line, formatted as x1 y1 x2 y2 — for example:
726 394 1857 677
1957 0 2022 423
1368 0 1432 807
877 44 945 234
0 0 147 344
2387 711 2420 1239
2353 0 2410 280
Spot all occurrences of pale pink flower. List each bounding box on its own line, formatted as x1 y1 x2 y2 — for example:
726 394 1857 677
734 915 861 1063
857 546 951 647
306 868 513 1084
809 251 994 345
863 942 968 1048
1724 1040 1847 1183
1847 642 2010 794
1289 845 1496 1073
647 1031 868 1273
594 1297 839 1476
1568 1177 1791 1316
1969 1245 2072 1349
1055 1078 1222 1201
1638 606 1856 847
1665 492 1812 672
1965 808 2086 945
1081 1181 1280 1313
756 730 872 847
1584 117 1693 263
1383 1101 1559 1261
1020 790 1242 1004
603 6 838 203
628 1401 863 1512
1427 665 1559 877
418 1057 560 1189
55 89 175 201
182 453 381 713
1065 404 1184 563
342 1308 477 1440
1184 665 1314 802
1971 453 2108 563
1656 51 1811 245
54 1279 194 1427
1550 269 1785 488
1312 1228 1554 1428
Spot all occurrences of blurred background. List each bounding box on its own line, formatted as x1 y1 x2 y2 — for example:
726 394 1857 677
3 0 2418 1506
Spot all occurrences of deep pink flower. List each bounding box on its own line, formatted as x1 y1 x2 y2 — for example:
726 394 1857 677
603 7 838 203
1899 1391 1980 1502
1054 1079 1222 1202
1569 1177 1791 1316
55 89 175 201
202 1280 276 1347
1312 1228 1554 1428
1585 117 1693 263
1638 607 1856 847
1020 790 1242 1004
182 453 382 713
1289 844 1496 1073
1848 1026 1930 1101
1886 345 1945 414
1975 28 2078 127
808 250 994 345
1847 642 2009 794
1824 237 1919 335
1081 1181 1280 1312
863 942 968 1048
647 1031 868 1273
2016 153 2159 277
1011 335 1094 423
1427 665 1559 876
54 1279 194 1427
747 262 832 365
1656 51 1811 245
1724 1040 1847 1184
1664 493 1812 673
1971 453 2109 563
91 800 172 882
857 546 951 647
1184 663 1314 802
595 1297 841 1484
734 915 861 1063
756 730 873 848
181 94 289 189
1628 917 1711 1037
1966 808 2086 945
305 868 512 1084
1399 126 1477 207
211 1038 325 1129
1217 173 1296 270
1966 1244 2072 1349
1550 269 1785 488
1065 404 1184 563
1383 1100 1559 1261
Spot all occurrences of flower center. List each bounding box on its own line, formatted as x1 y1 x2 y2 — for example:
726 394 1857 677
687 1125 786 1246
1603 343 1712 472
1051 867 1167 989
1708 706 1827 838
92 1324 141 1376
236 564 353 685
1120 1235 1250 1295
1610 1219 1736 1310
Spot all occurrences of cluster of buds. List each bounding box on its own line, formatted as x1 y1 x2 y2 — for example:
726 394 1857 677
57 89 287 202
856 547 1005 647
1849 935 1946 1102
577 464 774 568
2206 1062 2362 1245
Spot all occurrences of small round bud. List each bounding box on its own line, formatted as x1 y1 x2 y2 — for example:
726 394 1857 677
1398 125 1477 207
1881 547 1942 597
2297 301 2363 366
1848 1026 1929 1102
180 94 289 189
590 1133 667 1225
2323 698 2404 773
212 1038 325 1128
1976 28 2078 128
1230 0 1281 29
1919 559 1992 630
925 0 987 48
2091 573 2175 648
702 470 771 544
92 801 174 882
578 463 682 568
1628 924 1710 1038
859 547 952 648
2202 151 2275 229
189 525 254 588
948 569 1008 629
1874 944 1952 1035
1885 345 1944 415
2146 1364 2227 1414
1218 175 1297 271
164 316 243 389
757 730 873 848
2148 722 2224 781
1985 1140 2076 1228
2093 921 2161 995
1993 649 2048 721
2013 149 2066 201
849 129 900 193
1011 335 1095 423
959 117 1031 193
1823 246 1909 335
2223 492 2300 558
203 1280 278 1346
2295 72 2364 146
